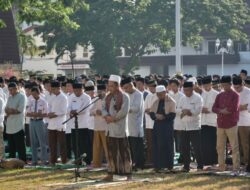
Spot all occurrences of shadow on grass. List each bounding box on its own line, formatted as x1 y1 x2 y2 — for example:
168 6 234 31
1 169 249 190
137 173 250 190
0 168 106 183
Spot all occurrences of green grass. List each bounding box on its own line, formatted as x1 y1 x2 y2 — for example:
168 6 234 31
0 168 249 190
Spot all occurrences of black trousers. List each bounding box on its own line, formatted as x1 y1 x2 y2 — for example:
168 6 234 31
7 130 26 162
128 136 145 169
71 128 90 164
65 133 72 159
201 125 217 165
25 124 31 147
88 129 94 164
174 130 182 153
180 130 203 170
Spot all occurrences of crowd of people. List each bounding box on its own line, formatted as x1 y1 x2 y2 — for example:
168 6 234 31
0 69 250 180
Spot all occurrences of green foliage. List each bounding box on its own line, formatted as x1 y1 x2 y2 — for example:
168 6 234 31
181 0 250 45
17 28 38 60
1 0 250 74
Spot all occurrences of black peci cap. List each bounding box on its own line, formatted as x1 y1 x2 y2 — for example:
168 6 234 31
220 75 232 84
183 81 194 88
73 82 83 89
50 81 60 88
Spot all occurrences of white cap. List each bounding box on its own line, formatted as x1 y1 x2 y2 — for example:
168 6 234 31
187 77 197 85
156 85 166 93
109 74 121 84
85 80 94 87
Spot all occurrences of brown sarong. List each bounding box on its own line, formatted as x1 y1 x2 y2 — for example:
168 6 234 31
106 136 132 175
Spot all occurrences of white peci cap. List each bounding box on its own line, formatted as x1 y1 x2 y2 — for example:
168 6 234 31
187 77 197 85
109 74 121 84
156 85 166 93
85 80 94 87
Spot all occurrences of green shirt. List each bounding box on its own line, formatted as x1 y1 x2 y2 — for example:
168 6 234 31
6 92 27 134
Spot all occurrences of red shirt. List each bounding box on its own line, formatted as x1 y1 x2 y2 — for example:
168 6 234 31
212 89 239 129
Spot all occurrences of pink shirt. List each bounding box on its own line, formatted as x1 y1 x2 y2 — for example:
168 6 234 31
212 89 239 129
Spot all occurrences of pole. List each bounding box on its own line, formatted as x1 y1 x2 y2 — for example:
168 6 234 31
74 115 80 182
221 50 224 76
175 0 182 73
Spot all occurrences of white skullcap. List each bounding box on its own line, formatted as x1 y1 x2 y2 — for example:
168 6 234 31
85 80 94 87
187 77 197 85
156 85 166 93
109 74 121 84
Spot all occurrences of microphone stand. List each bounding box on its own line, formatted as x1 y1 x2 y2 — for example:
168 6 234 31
63 96 100 182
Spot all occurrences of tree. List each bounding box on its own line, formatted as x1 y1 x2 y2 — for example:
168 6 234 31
17 28 38 63
83 0 250 74
2 0 249 74
0 0 88 75
1 0 83 29
0 0 12 28
32 1 89 78
113 0 250 73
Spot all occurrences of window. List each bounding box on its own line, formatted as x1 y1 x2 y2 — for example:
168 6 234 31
83 47 88 58
238 42 248 52
233 41 249 53
208 41 216 54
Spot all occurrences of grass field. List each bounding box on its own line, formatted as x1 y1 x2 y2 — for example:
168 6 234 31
0 168 249 190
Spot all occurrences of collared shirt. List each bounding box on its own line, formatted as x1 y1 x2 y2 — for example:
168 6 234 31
170 91 185 130
238 87 250 126
177 92 203 131
127 89 144 137
212 89 240 129
6 92 27 134
47 92 68 131
27 96 48 121
201 89 218 127
102 92 130 138
69 92 91 129
144 92 158 129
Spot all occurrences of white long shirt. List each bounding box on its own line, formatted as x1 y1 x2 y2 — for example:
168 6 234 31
126 89 144 137
201 88 218 127
177 92 203 131
0 97 5 127
47 92 68 131
25 95 34 124
144 92 158 129
88 98 95 131
91 98 108 131
239 87 250 126
170 91 185 130
69 92 91 129
44 91 54 124
66 93 75 134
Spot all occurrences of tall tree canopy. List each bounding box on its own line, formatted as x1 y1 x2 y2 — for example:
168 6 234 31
1 0 250 74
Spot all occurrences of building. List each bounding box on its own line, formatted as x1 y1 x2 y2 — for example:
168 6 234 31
117 38 250 77
117 1 250 77
21 0 250 77
22 26 90 78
